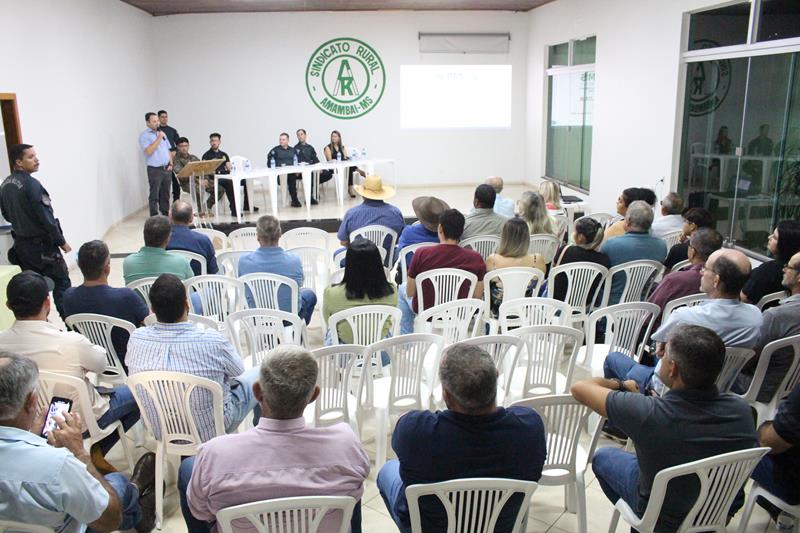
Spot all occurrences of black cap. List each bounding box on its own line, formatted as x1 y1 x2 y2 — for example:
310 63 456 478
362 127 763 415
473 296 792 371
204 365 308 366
7 271 55 311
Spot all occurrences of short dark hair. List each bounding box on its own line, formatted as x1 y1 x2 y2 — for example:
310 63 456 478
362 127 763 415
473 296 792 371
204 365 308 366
714 255 750 296
149 274 187 323
143 215 171 247
439 209 465 240
474 184 496 209
157 110 168 116
775 220 800 262
280 132 289 139
621 187 656 208
176 137 189 145
9 144 33 166
170 201 193 225
145 112 156 122
689 228 723 262
343 240 394 300
683 207 714 229
667 325 725 389
77 240 110 281
209 132 221 140
296 128 306 135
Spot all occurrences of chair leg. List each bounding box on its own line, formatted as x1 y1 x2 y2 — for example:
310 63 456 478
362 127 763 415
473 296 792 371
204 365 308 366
214 180 219 219
155 446 164 530
736 485 759 533
566 482 577 513
117 424 135 472
575 473 588 533
375 407 388 472
608 508 620 533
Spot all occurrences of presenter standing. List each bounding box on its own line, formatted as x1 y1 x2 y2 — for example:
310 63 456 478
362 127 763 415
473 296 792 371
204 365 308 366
140 112 173 216
157 110 181 202
0 144 72 319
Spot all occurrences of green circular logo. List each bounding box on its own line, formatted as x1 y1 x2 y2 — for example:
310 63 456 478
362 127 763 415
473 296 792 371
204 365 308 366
306 37 386 120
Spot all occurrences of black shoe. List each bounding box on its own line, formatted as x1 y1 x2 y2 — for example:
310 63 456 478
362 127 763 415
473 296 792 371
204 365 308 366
601 421 628 444
291 199 302 208
310 198 319 205
130 452 156 495
253 206 259 212
135 487 156 533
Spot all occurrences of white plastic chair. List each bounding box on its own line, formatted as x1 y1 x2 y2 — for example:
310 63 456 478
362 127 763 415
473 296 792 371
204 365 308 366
0 521 53 533
576 212 615 229
217 250 249 277
415 268 478 313
717 347 756 393
498 297 571 333
279 227 331 250
552 214 569 242
602 260 664 306
185 275 245 323
414 299 483 345
757 290 786 311
229 227 259 250
127 371 225 530
327 305 401 346
287 246 331 327
737 481 800 533
239 272 299 313
216 496 357 533
607 447 769 533
193 227 230 251
576 302 661 378
460 234 501 262
350 224 398 267
64 313 135 384
36 372 134 470
661 230 684 250
738 334 800 425
546 262 608 327
661 293 706 324
483 268 546 333
507 325 584 402
528 234 561 264
333 246 387 268
167 249 207 276
227 309 307 366
305 345 363 431
395 242 438 286
127 276 158 309
405 478 538 533
670 258 691 272
511 395 604 533
142 313 220 331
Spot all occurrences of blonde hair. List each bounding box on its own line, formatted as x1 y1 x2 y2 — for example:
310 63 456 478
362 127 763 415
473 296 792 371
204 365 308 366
538 181 562 210
495 218 531 258
518 191 555 235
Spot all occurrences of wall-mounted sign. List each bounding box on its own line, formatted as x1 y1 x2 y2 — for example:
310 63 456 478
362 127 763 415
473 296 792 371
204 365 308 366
306 37 386 120
688 39 731 117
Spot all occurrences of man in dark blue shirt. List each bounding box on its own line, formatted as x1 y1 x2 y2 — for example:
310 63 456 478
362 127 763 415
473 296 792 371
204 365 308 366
166 200 219 276
377 343 546 533
62 241 149 371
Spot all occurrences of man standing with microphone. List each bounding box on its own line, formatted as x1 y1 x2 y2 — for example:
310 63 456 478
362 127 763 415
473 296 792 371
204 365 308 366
139 112 173 216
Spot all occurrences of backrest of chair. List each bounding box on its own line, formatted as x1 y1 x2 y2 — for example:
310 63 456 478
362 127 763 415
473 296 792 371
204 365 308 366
398 242 438 285
127 276 158 308
0 521 53 533
662 230 684 250
64 313 134 379
484 268 546 316
240 272 299 314
584 303 660 365
416 299 483 345
350 224 398 266
217 250 249 277
603 260 664 306
37 371 104 437
716 347 756 393
671 259 691 272
193 228 230 251
216 496 356 533
328 305 401 345
511 325 584 396
415 268 478 313
452 335 524 395
287 246 330 292
581 212 615 228
279 227 330 250
528 234 561 263
662 293 706 324
740 334 800 406
552 215 569 242
185 275 245 322
227 309 306 365
546 262 608 317
498 297 570 332
168 250 208 276
369 334 443 412
405 478 537 533
127 371 225 450
311 345 362 426
229 227 259 250
460 235 501 262
757 290 786 311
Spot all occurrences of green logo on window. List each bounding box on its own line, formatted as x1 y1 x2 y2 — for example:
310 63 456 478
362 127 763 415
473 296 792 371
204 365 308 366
306 38 386 120
688 39 731 117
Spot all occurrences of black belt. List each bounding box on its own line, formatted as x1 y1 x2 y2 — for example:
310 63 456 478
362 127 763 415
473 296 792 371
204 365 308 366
147 164 170 170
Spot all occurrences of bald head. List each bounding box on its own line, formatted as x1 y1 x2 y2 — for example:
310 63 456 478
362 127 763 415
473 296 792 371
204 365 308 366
485 176 503 194
702 248 751 297
170 200 194 225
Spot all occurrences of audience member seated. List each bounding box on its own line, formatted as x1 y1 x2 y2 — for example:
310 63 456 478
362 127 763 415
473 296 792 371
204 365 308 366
0 353 153 533
166 200 219 276
604 187 656 241
733 250 800 402
663 207 715 271
651 192 684 238
572 325 757 532
123 215 193 285
741 220 800 305
398 209 486 335
377 343 546 533
0 271 140 468
600 200 667 305
604 248 762 397
486 176 515 218
323 240 398 344
648 228 722 329
551 217 610 302
397 196 449 265
238 215 316 325
517 191 556 236
485 217 546 314
179 346 370 533
462 184 508 240
63 240 150 371
539 180 563 214
126 274 260 439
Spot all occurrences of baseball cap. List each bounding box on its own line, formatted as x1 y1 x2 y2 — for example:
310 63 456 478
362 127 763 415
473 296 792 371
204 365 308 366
7 271 55 312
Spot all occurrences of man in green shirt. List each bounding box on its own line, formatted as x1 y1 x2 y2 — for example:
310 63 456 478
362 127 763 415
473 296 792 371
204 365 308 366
123 215 194 285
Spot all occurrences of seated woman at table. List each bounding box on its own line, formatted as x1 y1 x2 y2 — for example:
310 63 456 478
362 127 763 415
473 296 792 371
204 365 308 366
319 130 364 199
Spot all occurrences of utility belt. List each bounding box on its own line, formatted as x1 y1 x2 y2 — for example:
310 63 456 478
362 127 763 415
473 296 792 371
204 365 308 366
12 233 53 247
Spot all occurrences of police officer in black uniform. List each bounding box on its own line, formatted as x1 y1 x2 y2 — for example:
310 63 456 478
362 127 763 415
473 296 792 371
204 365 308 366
294 128 321 205
0 144 72 318
157 110 181 202
267 132 300 207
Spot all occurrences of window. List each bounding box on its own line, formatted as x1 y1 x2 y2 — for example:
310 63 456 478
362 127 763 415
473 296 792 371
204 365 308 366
545 37 595 192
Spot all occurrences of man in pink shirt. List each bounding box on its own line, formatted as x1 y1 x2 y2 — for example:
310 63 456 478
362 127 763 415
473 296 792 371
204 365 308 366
179 346 370 533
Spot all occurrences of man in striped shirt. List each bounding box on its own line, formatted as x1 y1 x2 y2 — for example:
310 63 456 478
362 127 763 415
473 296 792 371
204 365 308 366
126 274 260 441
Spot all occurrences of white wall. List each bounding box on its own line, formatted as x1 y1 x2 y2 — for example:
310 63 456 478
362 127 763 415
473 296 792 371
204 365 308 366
153 11 529 187
1 0 154 261
525 0 727 213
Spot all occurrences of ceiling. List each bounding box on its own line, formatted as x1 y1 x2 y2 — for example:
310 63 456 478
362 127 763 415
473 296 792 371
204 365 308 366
122 0 555 16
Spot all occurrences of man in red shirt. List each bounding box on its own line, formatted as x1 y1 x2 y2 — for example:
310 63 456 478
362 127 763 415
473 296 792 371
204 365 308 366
399 209 486 334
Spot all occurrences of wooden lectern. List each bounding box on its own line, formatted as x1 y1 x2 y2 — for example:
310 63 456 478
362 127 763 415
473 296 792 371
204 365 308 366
176 159 224 227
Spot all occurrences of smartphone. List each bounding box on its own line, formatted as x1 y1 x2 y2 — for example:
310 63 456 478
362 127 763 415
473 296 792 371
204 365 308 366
40 397 73 439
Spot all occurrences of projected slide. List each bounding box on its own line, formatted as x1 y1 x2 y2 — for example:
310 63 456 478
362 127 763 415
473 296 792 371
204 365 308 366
401 65 512 129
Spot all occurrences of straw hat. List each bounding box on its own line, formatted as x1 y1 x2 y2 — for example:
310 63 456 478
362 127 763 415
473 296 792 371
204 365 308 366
412 196 450 232
355 175 395 200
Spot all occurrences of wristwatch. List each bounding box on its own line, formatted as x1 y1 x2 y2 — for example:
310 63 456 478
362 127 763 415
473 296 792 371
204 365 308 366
613 378 626 391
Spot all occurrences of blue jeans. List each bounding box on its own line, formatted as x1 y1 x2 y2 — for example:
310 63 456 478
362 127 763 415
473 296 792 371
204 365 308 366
397 283 415 335
751 454 799 505
592 447 640 509
225 366 262 432
377 460 412 533
87 472 141 533
603 352 656 394
96 386 141 454
299 288 317 325
178 456 363 533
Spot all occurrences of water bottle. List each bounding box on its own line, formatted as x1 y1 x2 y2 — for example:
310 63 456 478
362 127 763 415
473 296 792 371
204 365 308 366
244 159 251 172
231 161 238 174
362 147 368 159
269 156 275 168
293 151 299 166
351 148 359 160
776 513 795 532
336 152 342 161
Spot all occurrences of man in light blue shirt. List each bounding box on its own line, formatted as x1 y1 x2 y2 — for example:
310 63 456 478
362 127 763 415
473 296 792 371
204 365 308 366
139 112 173 216
238 215 317 325
0 353 144 533
486 176 515 218
167 200 219 276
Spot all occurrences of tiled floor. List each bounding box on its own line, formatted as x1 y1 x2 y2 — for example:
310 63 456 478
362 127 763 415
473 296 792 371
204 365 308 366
92 184 779 533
